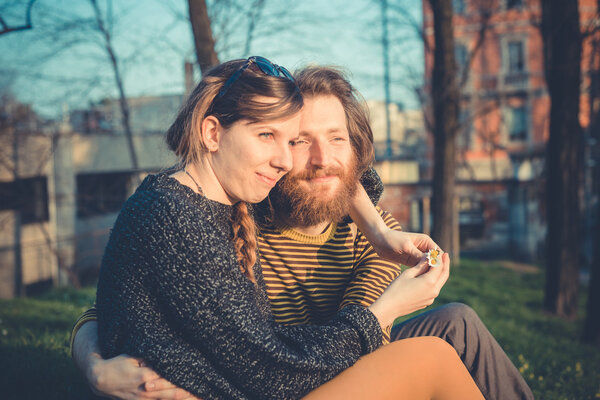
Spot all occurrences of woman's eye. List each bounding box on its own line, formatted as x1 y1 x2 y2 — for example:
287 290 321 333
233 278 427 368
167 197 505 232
259 132 273 139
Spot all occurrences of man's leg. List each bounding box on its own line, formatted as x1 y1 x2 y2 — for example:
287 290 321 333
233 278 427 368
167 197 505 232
391 302 534 400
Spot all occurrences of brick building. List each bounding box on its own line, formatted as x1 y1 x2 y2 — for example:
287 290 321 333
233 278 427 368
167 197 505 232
379 0 599 261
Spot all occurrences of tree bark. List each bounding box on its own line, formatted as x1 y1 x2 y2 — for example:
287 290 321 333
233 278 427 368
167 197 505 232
188 0 219 75
582 200 600 343
429 0 460 254
582 0 600 343
541 0 583 319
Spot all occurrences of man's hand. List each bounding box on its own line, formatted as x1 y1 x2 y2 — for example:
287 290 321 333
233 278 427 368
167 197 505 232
346 184 439 266
87 354 200 400
72 321 199 400
369 253 450 329
372 230 439 267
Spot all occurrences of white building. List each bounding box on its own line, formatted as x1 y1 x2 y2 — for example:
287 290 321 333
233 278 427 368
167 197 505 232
366 100 425 184
0 119 175 298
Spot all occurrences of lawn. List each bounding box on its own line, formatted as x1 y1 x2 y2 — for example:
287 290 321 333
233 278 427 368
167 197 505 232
0 259 598 399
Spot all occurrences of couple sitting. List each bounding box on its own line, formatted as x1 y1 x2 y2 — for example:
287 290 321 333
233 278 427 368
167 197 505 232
71 57 533 399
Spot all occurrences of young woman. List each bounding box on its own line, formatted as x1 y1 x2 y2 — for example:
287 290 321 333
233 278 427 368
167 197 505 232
95 56 483 400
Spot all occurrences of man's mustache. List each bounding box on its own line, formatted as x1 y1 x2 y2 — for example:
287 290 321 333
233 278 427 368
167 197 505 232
286 167 345 182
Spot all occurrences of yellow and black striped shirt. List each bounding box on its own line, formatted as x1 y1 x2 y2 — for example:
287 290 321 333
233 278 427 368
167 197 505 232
71 208 402 348
258 207 402 342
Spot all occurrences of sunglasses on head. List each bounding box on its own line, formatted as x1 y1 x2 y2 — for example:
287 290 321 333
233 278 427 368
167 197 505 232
217 56 295 98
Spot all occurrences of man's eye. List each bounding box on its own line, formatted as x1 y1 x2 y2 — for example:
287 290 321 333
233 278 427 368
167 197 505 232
290 139 307 146
259 132 273 139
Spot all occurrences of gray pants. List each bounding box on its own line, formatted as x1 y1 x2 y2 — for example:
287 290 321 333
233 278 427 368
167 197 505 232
391 303 534 400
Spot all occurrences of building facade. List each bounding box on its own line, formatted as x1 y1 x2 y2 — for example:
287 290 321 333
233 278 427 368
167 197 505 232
0 95 176 298
394 0 600 260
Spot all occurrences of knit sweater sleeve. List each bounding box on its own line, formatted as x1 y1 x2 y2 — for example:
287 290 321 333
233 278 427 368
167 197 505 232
98 194 382 400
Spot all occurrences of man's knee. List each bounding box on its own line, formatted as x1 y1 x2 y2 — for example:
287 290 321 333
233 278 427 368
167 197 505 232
438 302 481 326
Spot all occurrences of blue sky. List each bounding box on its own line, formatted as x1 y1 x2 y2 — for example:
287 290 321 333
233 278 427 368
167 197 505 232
0 0 424 118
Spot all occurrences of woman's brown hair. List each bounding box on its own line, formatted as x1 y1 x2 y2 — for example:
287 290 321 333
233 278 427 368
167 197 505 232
166 59 303 282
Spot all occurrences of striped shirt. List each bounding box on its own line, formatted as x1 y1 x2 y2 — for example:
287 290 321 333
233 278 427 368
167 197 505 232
258 207 403 342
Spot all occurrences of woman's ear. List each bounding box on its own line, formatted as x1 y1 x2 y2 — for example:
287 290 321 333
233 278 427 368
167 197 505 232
200 116 221 152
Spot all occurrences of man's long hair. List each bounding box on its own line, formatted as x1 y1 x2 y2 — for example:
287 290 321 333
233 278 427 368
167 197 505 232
294 66 374 175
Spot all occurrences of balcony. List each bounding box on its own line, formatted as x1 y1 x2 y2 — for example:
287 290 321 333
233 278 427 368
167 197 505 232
502 72 530 91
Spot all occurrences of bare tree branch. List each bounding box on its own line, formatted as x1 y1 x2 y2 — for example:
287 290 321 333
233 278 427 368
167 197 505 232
243 0 265 56
0 0 36 36
89 0 139 176
457 3 493 89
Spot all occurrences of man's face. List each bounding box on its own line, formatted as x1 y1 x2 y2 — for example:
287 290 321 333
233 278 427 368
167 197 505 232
269 94 358 227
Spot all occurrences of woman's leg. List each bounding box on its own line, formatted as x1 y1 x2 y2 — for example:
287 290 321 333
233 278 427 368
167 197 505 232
303 337 484 400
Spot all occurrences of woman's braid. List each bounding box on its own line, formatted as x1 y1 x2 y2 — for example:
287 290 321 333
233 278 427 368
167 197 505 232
230 202 257 283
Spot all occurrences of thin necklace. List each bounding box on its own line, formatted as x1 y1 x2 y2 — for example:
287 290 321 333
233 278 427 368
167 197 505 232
184 167 219 228
183 167 226 238
184 167 205 196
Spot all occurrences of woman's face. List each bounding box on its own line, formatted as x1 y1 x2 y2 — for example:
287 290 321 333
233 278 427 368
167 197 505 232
210 111 301 204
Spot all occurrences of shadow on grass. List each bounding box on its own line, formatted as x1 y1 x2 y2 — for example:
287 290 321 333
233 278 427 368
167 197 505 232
0 344 89 400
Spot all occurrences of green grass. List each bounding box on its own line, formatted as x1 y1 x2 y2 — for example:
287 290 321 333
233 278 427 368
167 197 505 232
0 260 599 399
0 286 95 399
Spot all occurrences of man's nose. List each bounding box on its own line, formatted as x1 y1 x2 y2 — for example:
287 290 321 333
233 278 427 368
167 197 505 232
309 140 332 168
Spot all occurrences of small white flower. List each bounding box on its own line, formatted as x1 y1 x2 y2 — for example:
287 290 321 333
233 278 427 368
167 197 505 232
427 248 443 267
1 329 7 336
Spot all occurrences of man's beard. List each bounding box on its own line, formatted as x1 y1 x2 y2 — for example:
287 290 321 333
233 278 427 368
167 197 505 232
269 159 358 228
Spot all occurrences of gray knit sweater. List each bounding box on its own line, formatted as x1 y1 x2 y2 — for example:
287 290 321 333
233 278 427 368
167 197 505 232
96 173 383 400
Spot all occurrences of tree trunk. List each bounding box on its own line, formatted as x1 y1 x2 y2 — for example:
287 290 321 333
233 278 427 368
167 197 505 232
582 0 600 343
429 0 459 254
11 127 24 297
541 0 583 319
188 0 219 75
582 202 600 343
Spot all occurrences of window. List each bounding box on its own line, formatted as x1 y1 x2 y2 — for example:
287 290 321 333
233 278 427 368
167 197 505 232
455 43 468 79
77 172 132 217
506 0 523 9
0 177 49 224
452 0 466 15
457 109 473 150
506 106 527 141
507 41 525 73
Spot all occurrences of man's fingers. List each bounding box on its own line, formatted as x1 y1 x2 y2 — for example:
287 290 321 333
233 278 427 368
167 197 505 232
412 233 440 253
403 242 424 267
136 367 160 384
139 387 199 399
144 378 178 392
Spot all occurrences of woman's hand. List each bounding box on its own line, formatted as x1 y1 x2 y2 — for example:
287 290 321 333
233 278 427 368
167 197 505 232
368 252 450 329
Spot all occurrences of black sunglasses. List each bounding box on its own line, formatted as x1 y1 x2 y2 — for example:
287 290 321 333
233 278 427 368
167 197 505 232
217 56 295 98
